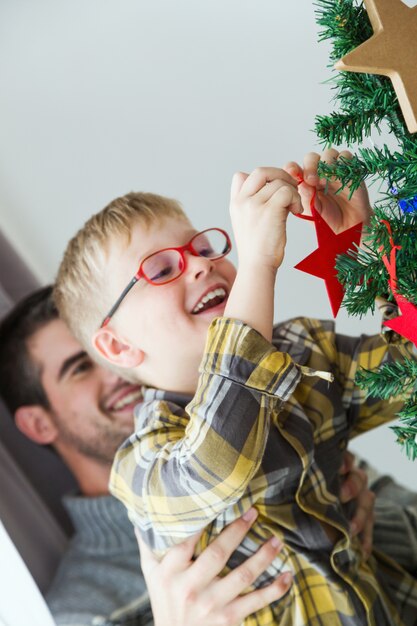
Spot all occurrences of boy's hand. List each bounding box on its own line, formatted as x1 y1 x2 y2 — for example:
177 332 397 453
137 509 292 626
284 149 372 234
230 166 303 272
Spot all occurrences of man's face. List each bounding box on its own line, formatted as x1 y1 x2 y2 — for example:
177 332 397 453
103 215 237 392
28 318 141 463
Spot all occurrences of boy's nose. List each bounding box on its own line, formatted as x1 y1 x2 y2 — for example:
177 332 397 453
185 252 214 281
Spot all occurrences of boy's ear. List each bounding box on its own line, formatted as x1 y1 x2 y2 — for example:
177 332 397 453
92 327 145 369
15 405 58 445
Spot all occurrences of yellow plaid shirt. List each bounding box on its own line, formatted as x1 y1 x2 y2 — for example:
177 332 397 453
110 317 417 626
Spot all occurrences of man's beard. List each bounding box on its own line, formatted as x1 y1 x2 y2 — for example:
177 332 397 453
51 410 130 465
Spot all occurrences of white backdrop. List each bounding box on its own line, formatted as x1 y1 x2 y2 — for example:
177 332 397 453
0 0 415 488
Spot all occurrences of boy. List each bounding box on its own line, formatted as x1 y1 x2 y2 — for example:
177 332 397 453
55 150 417 625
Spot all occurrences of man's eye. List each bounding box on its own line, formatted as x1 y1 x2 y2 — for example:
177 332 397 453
72 360 93 376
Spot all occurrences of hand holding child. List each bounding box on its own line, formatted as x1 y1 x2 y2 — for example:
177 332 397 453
340 451 375 560
137 511 292 626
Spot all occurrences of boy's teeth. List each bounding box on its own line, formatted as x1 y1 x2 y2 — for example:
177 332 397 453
192 288 226 314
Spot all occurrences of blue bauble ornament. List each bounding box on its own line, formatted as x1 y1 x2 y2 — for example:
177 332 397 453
399 195 417 213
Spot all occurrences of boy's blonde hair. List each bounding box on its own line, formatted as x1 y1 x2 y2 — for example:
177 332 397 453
54 192 187 373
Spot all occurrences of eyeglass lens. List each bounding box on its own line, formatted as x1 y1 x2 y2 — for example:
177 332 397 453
142 229 229 284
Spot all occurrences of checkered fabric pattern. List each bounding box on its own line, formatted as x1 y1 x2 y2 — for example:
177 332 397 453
110 317 417 625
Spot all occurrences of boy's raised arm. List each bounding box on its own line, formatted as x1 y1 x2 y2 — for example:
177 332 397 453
226 166 302 341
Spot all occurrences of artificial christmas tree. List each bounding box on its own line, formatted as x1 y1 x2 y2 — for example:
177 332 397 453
313 0 417 459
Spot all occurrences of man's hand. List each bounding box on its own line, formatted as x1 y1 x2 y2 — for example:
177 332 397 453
284 149 372 234
137 508 292 626
339 451 375 559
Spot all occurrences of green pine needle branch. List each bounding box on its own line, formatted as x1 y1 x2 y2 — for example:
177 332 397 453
355 359 417 399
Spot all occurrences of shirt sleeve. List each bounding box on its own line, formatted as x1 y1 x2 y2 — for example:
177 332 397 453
294 310 413 439
273 315 413 439
109 317 301 553
335 331 414 438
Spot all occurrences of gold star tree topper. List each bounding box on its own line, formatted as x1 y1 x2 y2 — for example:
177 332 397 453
335 0 417 134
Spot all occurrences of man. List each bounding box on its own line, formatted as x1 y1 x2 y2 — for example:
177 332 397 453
0 286 415 626
0 286 293 626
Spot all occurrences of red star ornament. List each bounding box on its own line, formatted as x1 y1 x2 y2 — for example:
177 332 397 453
295 208 363 317
384 297 417 347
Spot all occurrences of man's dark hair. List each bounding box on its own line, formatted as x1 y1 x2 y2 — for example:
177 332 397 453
0 285 58 415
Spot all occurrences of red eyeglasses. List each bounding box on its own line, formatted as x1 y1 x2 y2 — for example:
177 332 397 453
100 227 232 327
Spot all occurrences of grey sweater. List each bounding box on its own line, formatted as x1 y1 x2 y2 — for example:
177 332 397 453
45 494 152 626
366 465 417 576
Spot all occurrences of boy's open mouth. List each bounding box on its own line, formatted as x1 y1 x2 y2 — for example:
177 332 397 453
191 287 227 314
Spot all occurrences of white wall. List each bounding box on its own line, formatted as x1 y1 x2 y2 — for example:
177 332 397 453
0 0 414 487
